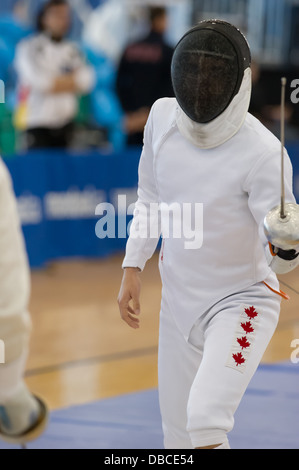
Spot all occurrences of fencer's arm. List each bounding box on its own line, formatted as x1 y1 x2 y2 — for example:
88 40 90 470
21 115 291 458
119 105 160 329
122 104 161 272
245 146 299 274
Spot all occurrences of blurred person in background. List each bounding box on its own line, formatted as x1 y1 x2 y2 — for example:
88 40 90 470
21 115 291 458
116 6 174 146
14 0 95 150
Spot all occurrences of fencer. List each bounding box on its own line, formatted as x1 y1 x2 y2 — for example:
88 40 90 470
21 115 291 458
118 20 299 449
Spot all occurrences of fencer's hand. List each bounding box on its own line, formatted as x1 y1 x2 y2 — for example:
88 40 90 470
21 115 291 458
118 267 141 329
265 243 299 274
270 243 299 259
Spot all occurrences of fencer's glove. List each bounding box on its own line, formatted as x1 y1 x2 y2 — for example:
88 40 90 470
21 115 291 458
265 242 299 274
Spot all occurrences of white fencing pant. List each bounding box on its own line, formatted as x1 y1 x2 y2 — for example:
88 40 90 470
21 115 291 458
0 159 31 402
158 279 281 449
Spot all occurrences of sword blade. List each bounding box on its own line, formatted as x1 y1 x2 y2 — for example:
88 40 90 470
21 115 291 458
280 77 287 219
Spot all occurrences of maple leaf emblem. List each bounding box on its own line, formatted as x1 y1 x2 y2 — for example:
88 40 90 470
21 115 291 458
237 336 251 349
232 352 245 366
244 306 258 319
241 321 254 334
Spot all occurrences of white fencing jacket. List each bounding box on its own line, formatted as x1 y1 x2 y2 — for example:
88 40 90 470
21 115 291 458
14 33 95 130
122 97 296 339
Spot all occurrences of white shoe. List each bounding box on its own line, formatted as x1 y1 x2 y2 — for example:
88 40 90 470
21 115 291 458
0 383 48 446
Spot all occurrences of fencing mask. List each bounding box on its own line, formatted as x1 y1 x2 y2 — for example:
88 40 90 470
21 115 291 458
171 20 252 148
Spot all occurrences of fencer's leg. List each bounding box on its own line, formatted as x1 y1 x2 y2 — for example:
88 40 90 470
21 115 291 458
0 159 48 446
0 352 48 446
158 294 203 449
186 283 281 449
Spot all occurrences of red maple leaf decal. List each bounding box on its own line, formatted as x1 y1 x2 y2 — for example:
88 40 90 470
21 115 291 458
241 321 254 334
244 306 258 319
232 352 245 366
237 336 251 349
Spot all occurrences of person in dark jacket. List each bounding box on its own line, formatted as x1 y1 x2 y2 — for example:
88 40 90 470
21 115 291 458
116 7 174 146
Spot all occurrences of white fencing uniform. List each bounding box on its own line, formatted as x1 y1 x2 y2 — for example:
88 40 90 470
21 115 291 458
0 158 32 400
14 33 95 130
0 159 46 440
122 91 297 448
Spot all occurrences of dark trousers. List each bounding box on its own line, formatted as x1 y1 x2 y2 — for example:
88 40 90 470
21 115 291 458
25 122 74 150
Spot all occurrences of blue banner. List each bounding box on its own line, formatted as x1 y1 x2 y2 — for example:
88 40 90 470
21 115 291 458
4 148 141 267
